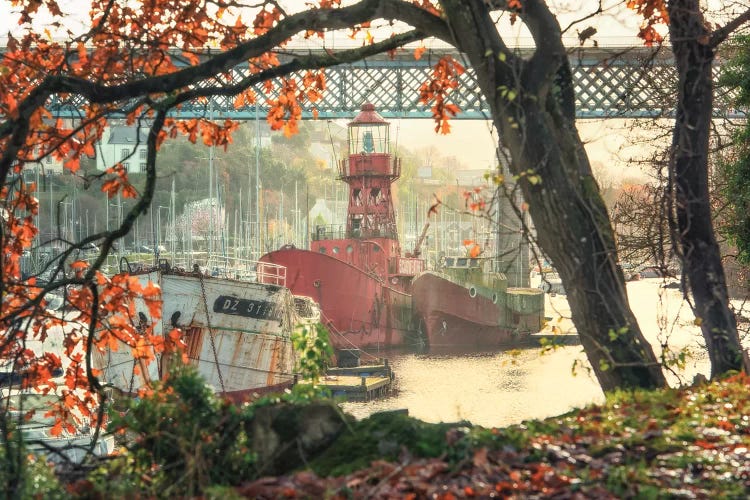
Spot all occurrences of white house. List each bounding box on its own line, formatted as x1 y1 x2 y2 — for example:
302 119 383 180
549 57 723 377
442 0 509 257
96 126 150 173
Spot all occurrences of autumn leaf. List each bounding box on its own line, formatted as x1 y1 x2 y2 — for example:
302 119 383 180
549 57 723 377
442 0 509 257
49 420 63 437
101 179 119 198
69 260 89 272
122 184 138 199
5 92 18 118
234 92 245 109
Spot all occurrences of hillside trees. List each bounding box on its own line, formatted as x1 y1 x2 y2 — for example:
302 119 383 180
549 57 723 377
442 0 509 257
611 180 672 270
717 36 750 268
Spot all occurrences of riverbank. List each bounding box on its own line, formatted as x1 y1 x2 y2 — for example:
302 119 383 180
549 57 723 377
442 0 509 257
235 372 750 498
29 367 749 498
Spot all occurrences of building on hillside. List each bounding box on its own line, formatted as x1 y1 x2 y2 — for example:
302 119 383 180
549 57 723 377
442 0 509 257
29 152 65 175
456 168 493 187
96 126 149 173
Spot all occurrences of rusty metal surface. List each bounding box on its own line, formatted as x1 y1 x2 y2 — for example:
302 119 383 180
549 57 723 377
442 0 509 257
98 269 299 396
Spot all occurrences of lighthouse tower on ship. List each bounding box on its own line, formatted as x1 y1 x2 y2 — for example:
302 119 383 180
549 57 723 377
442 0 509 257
342 102 400 243
260 103 424 350
310 103 421 286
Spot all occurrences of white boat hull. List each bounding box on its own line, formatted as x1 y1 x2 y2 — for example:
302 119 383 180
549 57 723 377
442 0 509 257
96 270 298 401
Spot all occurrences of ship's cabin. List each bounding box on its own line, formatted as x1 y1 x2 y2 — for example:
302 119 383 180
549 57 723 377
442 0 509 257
440 256 507 291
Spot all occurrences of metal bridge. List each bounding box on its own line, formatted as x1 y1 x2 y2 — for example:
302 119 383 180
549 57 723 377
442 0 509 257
48 46 737 120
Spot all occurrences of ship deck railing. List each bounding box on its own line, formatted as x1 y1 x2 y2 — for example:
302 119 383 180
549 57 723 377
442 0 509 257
168 254 287 287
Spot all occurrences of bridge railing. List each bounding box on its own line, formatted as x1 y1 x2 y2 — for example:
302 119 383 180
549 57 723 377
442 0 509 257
34 47 743 119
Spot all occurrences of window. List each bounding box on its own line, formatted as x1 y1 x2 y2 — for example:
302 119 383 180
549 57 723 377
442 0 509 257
139 163 147 172
121 149 129 160
125 162 130 171
139 149 147 160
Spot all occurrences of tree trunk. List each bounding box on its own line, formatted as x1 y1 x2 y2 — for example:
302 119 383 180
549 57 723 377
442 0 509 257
668 0 748 377
439 0 666 391
517 105 667 390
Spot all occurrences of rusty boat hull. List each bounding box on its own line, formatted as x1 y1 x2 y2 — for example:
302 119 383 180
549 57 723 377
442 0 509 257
411 271 542 350
97 270 297 402
260 246 414 350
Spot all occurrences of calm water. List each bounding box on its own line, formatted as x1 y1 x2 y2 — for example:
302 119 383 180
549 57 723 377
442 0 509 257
341 279 718 428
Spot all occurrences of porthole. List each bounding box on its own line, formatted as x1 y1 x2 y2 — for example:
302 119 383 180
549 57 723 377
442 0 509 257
333 247 340 254
319 247 326 253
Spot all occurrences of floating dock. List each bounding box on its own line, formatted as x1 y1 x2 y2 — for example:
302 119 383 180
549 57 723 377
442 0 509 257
316 358 395 401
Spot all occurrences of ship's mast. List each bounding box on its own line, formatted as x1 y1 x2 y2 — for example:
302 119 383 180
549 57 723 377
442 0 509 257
339 103 401 250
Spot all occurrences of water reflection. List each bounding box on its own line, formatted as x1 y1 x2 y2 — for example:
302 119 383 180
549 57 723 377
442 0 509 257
342 278 723 428
341 346 604 428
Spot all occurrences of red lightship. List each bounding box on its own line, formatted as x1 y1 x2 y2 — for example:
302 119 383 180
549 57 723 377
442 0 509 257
260 104 424 350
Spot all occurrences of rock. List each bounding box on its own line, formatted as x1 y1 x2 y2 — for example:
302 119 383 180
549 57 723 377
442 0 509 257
247 401 347 475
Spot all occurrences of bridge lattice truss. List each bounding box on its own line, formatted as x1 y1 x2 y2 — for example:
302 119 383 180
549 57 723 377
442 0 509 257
50 47 740 120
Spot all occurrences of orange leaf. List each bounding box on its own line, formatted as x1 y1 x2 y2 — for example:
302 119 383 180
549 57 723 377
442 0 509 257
5 92 18 118
64 157 80 173
694 439 715 450
69 260 89 271
122 184 138 199
101 179 119 198
414 46 426 60
50 420 63 437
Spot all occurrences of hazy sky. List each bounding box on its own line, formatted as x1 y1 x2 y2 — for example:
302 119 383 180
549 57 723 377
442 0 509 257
388 118 662 182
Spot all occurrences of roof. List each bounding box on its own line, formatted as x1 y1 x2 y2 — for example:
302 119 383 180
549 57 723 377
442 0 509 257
107 126 149 145
349 102 388 125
